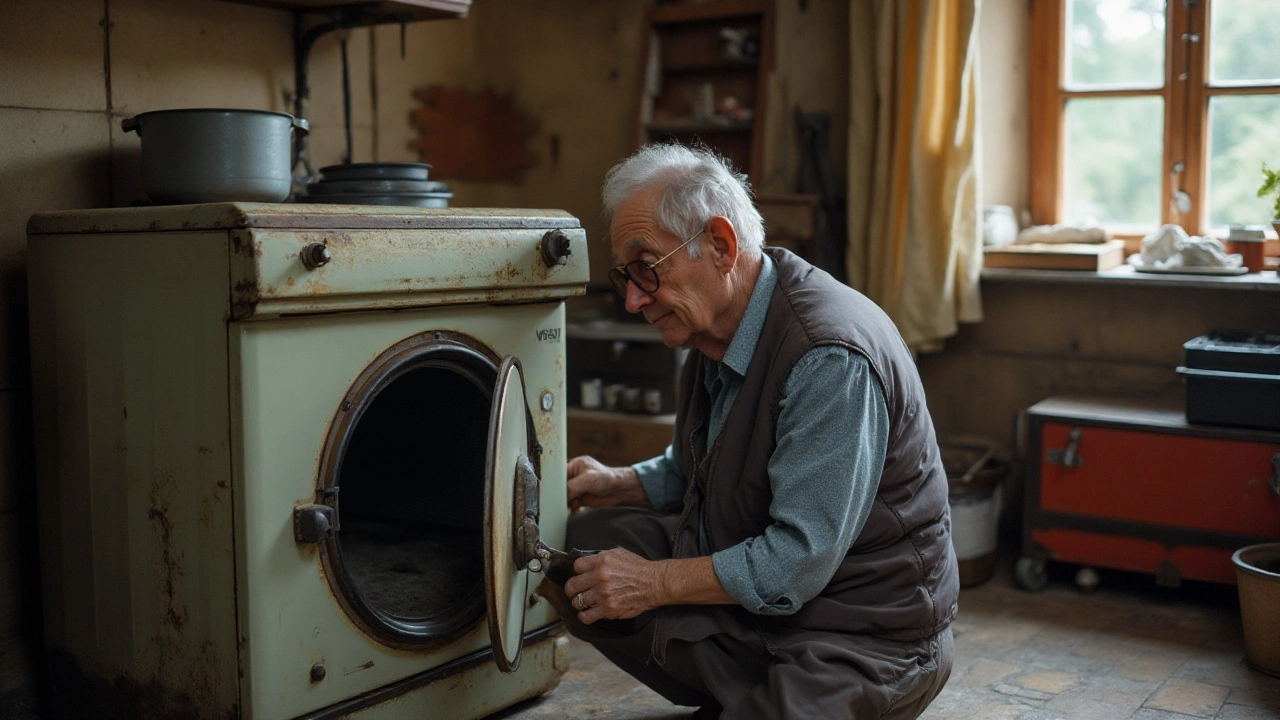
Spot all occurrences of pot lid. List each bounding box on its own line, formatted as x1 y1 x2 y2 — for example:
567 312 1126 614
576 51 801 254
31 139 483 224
319 162 433 182
303 179 449 196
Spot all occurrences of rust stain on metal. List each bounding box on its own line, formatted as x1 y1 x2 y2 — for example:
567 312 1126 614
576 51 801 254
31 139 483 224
323 232 355 248
148 470 188 633
535 401 556 454
231 278 260 319
286 276 296 288
495 261 521 282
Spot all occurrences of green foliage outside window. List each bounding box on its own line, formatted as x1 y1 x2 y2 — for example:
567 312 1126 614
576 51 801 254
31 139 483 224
1257 163 1280 221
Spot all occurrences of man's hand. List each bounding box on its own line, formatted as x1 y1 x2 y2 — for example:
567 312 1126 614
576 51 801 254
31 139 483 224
561 551 734 624
566 456 651 512
562 548 662 623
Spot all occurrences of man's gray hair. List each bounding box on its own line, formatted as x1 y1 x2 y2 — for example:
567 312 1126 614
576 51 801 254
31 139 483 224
601 143 765 256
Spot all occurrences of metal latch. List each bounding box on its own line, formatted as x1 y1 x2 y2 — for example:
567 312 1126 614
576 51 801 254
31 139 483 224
294 487 340 544
1046 427 1084 468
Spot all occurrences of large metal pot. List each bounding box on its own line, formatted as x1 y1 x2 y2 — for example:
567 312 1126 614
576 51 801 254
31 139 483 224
122 109 308 204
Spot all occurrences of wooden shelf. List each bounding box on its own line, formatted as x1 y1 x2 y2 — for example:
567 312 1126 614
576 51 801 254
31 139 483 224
220 0 470 25
645 120 754 135
662 60 759 73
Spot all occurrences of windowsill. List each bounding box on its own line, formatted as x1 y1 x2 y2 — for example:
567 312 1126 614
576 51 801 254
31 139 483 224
981 263 1280 291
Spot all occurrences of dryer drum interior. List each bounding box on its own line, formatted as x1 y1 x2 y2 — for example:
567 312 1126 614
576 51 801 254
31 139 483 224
315 332 536 649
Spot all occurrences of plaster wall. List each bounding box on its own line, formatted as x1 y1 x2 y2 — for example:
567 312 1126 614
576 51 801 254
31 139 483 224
978 0 1029 213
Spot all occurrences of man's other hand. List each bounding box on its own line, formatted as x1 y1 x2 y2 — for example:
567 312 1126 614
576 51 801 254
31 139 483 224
566 456 651 512
562 551 734 624
562 547 663 623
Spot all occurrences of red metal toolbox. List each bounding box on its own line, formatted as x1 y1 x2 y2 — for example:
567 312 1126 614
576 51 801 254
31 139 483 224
1018 395 1280 591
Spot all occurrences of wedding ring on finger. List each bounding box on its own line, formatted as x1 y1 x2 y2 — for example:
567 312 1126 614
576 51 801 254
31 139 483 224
575 592 587 611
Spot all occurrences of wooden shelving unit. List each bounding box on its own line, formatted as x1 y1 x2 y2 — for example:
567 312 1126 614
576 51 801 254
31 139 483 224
637 0 774 185
565 321 686 467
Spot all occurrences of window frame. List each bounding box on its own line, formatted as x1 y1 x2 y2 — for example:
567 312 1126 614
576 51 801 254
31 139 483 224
1029 0 1280 250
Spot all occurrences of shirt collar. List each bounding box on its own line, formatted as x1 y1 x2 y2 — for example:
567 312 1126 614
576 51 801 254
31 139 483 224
719 253 776 376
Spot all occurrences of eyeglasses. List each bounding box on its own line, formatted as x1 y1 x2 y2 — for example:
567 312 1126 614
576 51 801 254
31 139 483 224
608 228 704 298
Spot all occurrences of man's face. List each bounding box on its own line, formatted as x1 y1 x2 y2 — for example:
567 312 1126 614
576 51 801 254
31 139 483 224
609 189 718 350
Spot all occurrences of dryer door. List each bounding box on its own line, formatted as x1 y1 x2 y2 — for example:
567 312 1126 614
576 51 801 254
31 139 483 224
484 354 541 673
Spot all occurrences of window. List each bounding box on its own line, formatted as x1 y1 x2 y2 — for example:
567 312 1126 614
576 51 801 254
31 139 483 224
1030 0 1280 244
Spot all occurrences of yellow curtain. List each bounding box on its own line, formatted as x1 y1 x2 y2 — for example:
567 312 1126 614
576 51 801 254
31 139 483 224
846 0 983 353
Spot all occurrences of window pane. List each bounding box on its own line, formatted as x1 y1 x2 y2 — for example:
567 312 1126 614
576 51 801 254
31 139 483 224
1209 0 1280 85
1207 94 1280 230
1066 0 1166 90
1063 96 1164 228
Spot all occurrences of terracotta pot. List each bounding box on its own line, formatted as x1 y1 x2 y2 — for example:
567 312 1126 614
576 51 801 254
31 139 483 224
1233 543 1280 677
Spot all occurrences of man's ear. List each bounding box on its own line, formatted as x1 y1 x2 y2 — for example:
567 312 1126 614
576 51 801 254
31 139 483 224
705 216 739 274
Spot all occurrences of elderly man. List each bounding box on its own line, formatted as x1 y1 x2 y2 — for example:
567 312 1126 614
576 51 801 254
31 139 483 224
553 144 957 719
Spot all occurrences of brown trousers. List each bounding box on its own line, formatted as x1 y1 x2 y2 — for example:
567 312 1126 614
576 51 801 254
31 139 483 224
558 507 953 720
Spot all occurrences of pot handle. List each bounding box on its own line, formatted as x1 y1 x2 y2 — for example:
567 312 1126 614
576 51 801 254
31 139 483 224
292 116 310 136
121 116 139 134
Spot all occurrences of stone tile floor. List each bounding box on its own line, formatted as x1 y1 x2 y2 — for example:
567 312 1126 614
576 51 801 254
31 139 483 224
496 556 1280 719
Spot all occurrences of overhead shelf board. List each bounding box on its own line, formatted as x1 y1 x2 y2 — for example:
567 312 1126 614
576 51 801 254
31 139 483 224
220 0 470 25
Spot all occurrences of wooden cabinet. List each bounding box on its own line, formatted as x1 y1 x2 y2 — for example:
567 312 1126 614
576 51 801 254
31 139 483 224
1019 396 1280 590
637 0 774 185
565 320 685 467
567 409 675 468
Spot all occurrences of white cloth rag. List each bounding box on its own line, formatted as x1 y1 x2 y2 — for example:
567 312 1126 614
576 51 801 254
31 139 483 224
1139 224 1187 265
1131 224 1242 269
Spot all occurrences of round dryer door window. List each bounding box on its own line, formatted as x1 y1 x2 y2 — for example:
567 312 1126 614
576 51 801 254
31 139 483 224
302 331 542 655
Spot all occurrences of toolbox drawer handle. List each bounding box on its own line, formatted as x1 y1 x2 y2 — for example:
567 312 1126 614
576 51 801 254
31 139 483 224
1175 366 1280 384
1046 427 1084 468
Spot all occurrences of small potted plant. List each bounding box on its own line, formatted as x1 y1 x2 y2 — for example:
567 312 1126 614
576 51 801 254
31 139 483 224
1257 163 1280 237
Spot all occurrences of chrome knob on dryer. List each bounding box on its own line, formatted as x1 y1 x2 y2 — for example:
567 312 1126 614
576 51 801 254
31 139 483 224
301 242 331 270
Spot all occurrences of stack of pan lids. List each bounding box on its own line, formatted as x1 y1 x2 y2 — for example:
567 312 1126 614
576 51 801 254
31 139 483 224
300 162 453 207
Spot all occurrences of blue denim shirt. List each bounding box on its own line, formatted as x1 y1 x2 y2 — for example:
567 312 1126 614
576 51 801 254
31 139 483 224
633 254 889 615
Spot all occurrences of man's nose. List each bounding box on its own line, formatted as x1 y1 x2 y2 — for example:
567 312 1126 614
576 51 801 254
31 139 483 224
624 279 651 314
